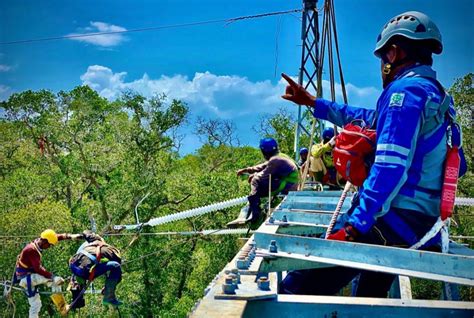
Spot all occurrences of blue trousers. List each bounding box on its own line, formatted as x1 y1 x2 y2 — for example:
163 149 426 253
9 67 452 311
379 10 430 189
70 261 122 281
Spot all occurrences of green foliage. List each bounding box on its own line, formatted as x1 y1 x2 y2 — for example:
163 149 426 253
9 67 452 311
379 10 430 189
0 86 253 317
0 201 76 317
254 108 317 158
0 73 472 316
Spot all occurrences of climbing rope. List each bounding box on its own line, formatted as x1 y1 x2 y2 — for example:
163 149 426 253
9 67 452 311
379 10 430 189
325 181 352 238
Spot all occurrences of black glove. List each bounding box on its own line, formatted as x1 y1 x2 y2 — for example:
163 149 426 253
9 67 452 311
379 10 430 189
82 230 104 243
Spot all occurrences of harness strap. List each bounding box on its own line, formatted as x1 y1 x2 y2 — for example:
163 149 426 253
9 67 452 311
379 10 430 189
410 217 445 250
80 250 97 263
420 92 451 135
25 274 37 298
271 170 299 196
87 243 104 281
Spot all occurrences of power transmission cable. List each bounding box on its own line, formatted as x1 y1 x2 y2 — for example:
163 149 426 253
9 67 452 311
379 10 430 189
0 9 301 45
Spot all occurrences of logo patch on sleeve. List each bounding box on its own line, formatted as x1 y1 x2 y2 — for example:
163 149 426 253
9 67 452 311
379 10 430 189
389 93 405 107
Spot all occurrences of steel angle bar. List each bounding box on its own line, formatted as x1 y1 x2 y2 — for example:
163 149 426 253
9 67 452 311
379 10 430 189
275 208 337 214
266 220 329 228
286 190 346 197
283 195 350 203
271 210 336 225
279 199 352 211
243 295 474 318
448 242 474 256
276 225 326 237
253 233 474 286
258 256 335 273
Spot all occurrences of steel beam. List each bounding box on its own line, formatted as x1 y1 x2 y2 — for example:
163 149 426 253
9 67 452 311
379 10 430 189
243 295 474 318
272 210 338 225
254 232 474 286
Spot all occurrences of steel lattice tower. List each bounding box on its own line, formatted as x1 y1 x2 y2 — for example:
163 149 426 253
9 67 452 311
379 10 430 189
294 0 321 161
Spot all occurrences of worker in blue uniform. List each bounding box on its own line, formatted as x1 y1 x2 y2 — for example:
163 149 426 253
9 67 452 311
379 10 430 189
234 138 298 225
298 147 309 168
279 11 465 297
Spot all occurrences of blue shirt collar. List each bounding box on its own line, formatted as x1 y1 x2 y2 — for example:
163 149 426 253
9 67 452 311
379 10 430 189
394 63 437 81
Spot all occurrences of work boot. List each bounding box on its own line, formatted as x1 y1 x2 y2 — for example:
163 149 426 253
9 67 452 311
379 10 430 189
247 195 262 224
226 205 251 228
50 293 68 316
102 279 123 306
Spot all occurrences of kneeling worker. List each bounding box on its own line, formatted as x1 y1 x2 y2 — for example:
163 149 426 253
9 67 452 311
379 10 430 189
228 138 298 227
68 230 122 309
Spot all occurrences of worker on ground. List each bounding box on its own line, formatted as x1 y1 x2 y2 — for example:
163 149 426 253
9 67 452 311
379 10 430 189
15 229 83 317
280 11 464 297
233 138 298 225
68 230 122 308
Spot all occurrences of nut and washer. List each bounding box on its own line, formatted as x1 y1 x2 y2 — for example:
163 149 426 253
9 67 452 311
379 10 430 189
257 277 270 291
268 240 278 253
222 275 236 294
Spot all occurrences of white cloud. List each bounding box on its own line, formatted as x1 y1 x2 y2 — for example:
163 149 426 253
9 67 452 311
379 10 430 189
0 64 12 72
80 65 381 118
0 85 13 101
80 65 382 152
68 22 127 47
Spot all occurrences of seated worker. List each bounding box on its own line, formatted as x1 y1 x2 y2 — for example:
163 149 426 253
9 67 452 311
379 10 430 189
15 229 82 318
231 138 298 226
310 128 341 188
69 230 123 308
298 147 312 180
69 230 122 309
298 147 309 168
280 11 464 297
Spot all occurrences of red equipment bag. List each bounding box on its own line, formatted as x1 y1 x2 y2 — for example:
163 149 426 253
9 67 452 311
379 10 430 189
333 121 376 186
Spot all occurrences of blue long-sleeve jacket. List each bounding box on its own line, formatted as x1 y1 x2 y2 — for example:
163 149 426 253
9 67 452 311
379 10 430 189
313 64 454 234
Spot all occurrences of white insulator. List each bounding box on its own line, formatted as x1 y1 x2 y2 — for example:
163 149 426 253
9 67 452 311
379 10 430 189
146 196 248 227
455 197 474 206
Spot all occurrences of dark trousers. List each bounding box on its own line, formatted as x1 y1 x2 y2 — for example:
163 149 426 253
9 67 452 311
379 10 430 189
70 261 122 281
280 267 396 297
280 205 439 297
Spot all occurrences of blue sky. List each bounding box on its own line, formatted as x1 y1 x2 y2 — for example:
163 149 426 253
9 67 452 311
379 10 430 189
1 0 473 154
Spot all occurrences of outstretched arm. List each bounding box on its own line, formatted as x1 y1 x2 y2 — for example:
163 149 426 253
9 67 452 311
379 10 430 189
57 233 84 241
281 73 376 126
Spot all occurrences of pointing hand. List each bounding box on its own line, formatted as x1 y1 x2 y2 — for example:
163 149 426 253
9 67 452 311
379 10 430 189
281 73 316 107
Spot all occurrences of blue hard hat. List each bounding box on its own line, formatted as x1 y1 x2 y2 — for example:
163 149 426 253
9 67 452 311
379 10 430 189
299 147 308 155
322 128 335 140
259 138 278 153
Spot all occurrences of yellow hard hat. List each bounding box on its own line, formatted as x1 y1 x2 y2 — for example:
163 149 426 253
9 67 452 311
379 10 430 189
40 229 58 245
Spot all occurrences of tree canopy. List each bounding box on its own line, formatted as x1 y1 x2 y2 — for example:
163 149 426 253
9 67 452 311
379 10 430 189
0 73 472 316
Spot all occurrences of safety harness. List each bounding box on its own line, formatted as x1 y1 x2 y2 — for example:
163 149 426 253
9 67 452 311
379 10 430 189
73 241 106 282
391 72 463 250
15 242 42 297
271 170 299 196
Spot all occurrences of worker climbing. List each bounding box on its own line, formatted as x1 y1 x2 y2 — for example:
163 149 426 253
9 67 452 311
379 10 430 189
280 11 466 297
227 138 298 227
68 230 123 310
14 229 83 317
